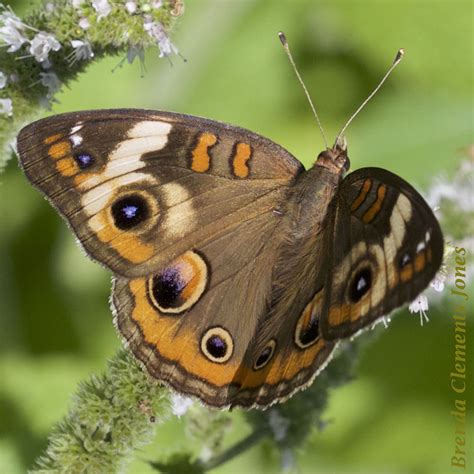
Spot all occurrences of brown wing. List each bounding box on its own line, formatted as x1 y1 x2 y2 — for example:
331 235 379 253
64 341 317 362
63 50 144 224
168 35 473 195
112 219 336 409
17 109 303 277
111 158 336 408
320 167 444 339
112 209 285 408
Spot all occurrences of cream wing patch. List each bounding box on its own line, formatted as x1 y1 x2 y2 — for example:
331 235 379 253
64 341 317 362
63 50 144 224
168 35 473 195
82 173 156 217
160 182 197 238
383 193 413 288
77 120 171 191
80 120 172 217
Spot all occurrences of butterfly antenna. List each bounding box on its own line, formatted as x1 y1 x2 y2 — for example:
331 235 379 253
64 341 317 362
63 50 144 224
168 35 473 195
278 31 328 150
334 48 405 148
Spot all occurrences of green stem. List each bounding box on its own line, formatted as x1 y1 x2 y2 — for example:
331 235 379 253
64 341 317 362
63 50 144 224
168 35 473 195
198 429 269 472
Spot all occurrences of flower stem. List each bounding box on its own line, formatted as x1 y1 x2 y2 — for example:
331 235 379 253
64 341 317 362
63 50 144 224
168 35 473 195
198 429 269 472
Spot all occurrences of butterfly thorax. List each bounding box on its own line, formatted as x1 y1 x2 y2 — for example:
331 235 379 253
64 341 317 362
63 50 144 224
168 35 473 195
281 146 349 241
261 146 350 346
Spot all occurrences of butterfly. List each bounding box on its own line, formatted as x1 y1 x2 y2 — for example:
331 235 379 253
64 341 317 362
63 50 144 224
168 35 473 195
16 105 443 409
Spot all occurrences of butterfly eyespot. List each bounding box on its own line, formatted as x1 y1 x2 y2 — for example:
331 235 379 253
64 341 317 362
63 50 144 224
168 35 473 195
399 252 411 268
295 291 322 349
73 152 94 169
147 250 208 314
253 339 276 370
298 319 319 346
150 267 184 309
295 314 320 349
111 194 150 230
201 327 233 363
349 267 372 302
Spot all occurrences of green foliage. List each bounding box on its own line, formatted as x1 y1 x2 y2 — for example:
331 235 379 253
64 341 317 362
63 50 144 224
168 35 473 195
150 453 205 474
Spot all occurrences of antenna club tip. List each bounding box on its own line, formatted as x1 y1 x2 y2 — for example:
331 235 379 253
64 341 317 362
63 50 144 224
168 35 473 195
395 48 405 62
278 31 287 46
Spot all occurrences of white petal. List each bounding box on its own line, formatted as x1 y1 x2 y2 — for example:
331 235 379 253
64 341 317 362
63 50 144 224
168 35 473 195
170 393 193 416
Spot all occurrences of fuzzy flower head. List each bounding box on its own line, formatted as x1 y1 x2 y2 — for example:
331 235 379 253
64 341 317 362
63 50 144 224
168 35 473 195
409 294 429 326
143 18 178 58
0 10 28 52
92 0 112 21
29 32 61 63
0 97 13 116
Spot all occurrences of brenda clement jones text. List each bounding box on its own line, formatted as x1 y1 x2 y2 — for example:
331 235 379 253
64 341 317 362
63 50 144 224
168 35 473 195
450 246 469 470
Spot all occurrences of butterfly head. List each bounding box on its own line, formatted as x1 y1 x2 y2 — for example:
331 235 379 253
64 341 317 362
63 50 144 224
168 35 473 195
316 137 350 174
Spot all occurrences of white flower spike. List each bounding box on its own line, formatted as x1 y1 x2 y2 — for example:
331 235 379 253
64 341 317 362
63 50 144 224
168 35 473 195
127 46 145 64
70 40 94 62
268 409 290 442
0 9 26 31
409 294 430 326
0 71 7 89
0 10 29 52
430 272 446 292
39 72 61 99
92 0 112 21
0 97 13 116
170 393 193 417
78 18 90 30
125 2 137 14
143 18 178 58
29 32 61 63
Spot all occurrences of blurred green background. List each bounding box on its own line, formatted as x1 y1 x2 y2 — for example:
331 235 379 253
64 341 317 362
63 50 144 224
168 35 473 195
0 0 473 472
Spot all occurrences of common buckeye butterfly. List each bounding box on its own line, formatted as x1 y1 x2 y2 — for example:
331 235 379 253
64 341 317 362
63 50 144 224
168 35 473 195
16 41 443 409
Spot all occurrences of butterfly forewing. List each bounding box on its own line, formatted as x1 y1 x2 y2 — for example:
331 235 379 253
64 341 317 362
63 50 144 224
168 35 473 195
17 109 303 278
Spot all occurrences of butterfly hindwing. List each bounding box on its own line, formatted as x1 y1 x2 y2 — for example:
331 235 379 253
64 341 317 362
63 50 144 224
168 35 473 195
112 206 337 409
320 167 444 339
